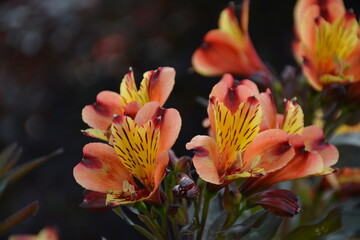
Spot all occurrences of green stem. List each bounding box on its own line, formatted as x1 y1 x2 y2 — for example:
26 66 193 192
113 207 156 240
136 202 166 240
324 108 351 138
159 206 168 237
170 217 180 240
222 204 247 230
193 199 200 225
196 188 216 240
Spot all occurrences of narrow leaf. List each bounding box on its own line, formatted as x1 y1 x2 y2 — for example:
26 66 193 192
284 207 342 240
0 143 22 174
0 201 39 234
4 148 63 184
0 177 8 197
113 207 155 240
216 211 282 240
180 217 198 236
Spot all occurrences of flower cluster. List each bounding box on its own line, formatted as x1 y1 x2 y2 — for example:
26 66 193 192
74 67 181 207
73 0 360 239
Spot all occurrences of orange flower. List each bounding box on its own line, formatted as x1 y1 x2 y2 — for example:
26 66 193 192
82 67 175 141
241 113 339 194
74 102 181 206
192 1 269 81
293 0 360 90
9 227 58 240
186 74 295 185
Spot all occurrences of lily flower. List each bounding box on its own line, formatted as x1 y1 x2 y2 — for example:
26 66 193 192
74 102 181 206
186 74 295 185
293 0 360 90
192 1 269 83
240 105 339 194
82 67 175 141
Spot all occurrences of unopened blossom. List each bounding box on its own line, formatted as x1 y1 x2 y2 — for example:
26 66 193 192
82 67 175 141
247 189 301 217
74 102 181 206
192 1 269 83
293 0 360 90
172 173 199 201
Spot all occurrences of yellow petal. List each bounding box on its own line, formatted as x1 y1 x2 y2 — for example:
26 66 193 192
112 115 160 189
212 96 262 172
281 100 304 134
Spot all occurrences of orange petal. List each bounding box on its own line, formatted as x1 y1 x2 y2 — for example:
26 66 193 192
219 6 244 44
240 0 250 33
243 129 295 172
259 89 278 130
148 67 175 106
302 126 339 167
266 150 324 185
73 143 133 193
134 102 161 126
192 30 252 76
209 75 257 114
255 151 324 189
134 102 181 152
157 108 182 152
186 135 221 184
147 150 169 204
124 101 142 119
82 91 122 131
9 227 59 240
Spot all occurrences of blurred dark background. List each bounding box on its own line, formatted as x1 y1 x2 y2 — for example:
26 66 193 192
0 0 359 239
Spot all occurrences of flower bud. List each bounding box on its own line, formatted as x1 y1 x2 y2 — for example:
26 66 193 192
222 187 242 212
167 204 180 216
80 190 112 211
172 173 199 201
247 189 301 217
175 156 192 173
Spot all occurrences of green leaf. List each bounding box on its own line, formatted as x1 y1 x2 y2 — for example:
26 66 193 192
215 211 282 240
0 177 8 197
206 210 228 240
0 143 22 174
180 217 198 236
3 148 63 184
0 201 39 234
284 207 342 240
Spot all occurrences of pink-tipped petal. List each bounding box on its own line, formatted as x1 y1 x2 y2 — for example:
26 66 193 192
147 150 170 203
82 91 122 130
124 101 142 119
186 135 221 184
158 108 182 152
259 89 278 130
74 143 133 193
149 67 176 106
134 102 161 126
243 129 295 172
192 30 253 77
302 126 339 167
